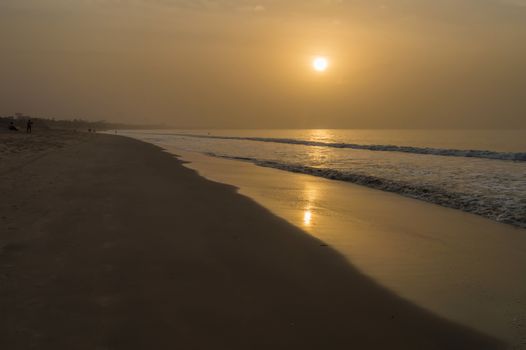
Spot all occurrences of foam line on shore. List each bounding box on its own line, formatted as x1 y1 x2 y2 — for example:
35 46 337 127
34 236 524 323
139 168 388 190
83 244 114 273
153 132 526 162
206 152 526 229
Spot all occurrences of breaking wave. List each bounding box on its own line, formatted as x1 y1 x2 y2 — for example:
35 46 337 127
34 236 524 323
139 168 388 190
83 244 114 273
206 153 526 229
175 133 526 162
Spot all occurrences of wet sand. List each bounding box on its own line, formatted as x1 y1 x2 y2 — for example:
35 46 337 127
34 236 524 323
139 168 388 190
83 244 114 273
0 133 505 349
173 148 526 347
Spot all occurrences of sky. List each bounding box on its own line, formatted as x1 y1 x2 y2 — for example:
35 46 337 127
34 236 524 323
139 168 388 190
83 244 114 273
0 0 525 128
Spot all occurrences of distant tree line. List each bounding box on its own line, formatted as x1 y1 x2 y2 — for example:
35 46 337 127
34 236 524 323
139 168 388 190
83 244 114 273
0 113 165 131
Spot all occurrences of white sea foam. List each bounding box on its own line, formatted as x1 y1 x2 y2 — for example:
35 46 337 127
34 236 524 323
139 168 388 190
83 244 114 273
206 153 526 229
169 133 526 162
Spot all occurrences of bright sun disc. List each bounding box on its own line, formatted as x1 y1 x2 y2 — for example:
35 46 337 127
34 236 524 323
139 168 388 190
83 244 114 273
312 57 329 72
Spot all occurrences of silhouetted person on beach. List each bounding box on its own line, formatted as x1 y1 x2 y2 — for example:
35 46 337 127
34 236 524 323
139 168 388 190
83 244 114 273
8 122 18 131
26 119 33 133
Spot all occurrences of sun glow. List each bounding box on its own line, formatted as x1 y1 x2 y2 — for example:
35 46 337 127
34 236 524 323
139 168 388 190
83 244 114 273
312 57 329 72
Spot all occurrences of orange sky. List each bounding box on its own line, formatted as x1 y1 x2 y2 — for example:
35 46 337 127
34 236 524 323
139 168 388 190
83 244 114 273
1 0 525 128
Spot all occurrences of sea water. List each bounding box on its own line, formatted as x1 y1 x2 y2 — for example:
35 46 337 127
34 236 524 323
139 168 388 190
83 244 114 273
120 129 526 228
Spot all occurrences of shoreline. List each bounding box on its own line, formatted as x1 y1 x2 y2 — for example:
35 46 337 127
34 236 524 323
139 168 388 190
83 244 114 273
117 129 526 230
170 147 526 346
0 132 505 349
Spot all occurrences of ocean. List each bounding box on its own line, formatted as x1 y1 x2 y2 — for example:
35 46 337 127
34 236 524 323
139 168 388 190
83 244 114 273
120 129 526 228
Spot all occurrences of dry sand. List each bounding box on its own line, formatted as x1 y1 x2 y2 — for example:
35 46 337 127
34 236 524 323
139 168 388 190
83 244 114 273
0 132 505 349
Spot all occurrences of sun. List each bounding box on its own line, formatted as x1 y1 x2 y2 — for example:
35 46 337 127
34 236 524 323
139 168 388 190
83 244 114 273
312 56 329 72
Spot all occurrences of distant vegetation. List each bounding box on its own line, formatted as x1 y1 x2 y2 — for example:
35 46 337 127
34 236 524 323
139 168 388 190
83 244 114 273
0 113 165 131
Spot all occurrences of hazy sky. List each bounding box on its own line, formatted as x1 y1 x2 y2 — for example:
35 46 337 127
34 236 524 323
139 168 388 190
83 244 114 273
1 0 525 128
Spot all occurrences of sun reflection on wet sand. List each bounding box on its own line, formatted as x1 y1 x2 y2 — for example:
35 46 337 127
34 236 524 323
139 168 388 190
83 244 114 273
302 178 318 227
303 209 313 226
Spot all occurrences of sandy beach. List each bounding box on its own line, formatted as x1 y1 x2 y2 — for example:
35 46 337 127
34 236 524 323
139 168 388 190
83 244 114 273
0 131 506 349
165 145 526 345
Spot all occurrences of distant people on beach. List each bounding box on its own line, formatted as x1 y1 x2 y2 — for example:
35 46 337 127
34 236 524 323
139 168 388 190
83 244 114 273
26 119 33 133
8 121 18 131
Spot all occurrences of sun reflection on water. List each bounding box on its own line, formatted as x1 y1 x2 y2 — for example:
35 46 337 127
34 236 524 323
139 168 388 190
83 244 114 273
307 129 333 143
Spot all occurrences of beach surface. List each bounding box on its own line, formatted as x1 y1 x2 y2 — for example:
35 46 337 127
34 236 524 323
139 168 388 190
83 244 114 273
0 131 505 349
168 148 526 347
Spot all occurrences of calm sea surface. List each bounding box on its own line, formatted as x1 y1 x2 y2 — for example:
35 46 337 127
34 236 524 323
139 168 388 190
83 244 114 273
121 129 526 228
